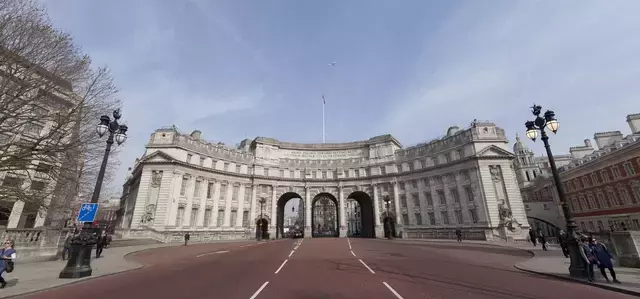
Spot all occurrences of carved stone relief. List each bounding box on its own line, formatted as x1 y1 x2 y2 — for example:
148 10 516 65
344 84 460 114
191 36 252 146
151 170 163 188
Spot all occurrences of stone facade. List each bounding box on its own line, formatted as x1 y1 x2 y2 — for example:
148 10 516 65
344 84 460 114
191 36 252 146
117 121 531 242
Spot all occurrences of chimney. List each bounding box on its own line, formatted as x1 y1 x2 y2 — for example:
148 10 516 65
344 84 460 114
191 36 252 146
190 130 202 139
627 113 640 134
593 131 624 150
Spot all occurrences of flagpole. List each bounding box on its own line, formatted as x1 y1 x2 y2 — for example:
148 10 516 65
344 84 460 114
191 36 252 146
322 94 326 143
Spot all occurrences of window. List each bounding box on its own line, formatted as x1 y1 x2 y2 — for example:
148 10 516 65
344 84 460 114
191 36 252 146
624 163 636 176
543 203 549 210
411 181 418 189
232 185 239 201
263 168 269 176
2 176 22 188
194 180 202 197
199 157 205 166
400 195 407 207
224 163 230 171
469 209 478 223
217 209 225 226
454 210 463 224
219 184 227 201
36 163 51 174
380 166 386 175
424 192 433 206
204 209 212 226
280 169 285 177
186 154 193 163
176 207 185 226
464 186 474 201
412 194 420 207
437 190 446 205
180 176 189 196
462 170 471 181
612 166 622 179
322 171 327 178
207 182 214 199
230 210 237 226
414 213 422 225
190 208 198 226
440 211 449 224
243 211 250 227
400 183 406 191
591 173 599 185
450 188 460 203
457 149 464 159
428 212 436 225
236 165 242 173
290 170 295 178
582 177 590 188
30 181 46 191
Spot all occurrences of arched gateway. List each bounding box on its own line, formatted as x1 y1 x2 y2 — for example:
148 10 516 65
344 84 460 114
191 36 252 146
122 124 532 243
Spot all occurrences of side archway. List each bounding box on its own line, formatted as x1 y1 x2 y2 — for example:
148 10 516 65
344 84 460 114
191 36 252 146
311 192 339 237
276 192 304 239
346 191 376 238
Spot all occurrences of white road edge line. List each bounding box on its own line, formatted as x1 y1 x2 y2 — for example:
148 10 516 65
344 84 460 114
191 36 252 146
383 282 404 299
275 259 289 274
196 250 229 258
350 250 356 257
358 259 375 274
288 250 295 257
250 281 269 299
347 237 352 250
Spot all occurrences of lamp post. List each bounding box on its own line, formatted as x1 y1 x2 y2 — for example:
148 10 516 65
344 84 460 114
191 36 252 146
384 196 392 240
524 104 584 277
258 197 266 241
60 109 128 279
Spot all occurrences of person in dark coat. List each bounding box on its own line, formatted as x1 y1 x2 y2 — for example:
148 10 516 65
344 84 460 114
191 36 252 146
62 233 73 261
537 229 547 251
455 229 462 242
590 237 620 283
95 232 105 258
184 233 190 246
529 229 537 246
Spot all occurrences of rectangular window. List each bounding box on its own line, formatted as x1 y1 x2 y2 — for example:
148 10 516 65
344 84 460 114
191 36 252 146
424 192 433 206
464 186 474 201
186 154 193 163
224 163 230 171
450 188 460 203
1 176 22 188
411 181 418 189
290 170 295 178
457 149 464 159
217 209 225 226
204 209 212 227
412 194 420 207
400 195 407 207
176 207 185 226
219 184 227 201
624 163 636 176
199 157 205 166
415 213 422 225
437 190 446 205
230 210 237 226
469 209 478 223
232 185 239 201
236 165 242 173
180 177 189 196
440 211 449 224
454 210 463 224
207 182 214 199
322 171 327 178
402 213 409 225
264 168 269 176
243 211 250 227
280 169 285 177
612 166 622 178
428 212 436 225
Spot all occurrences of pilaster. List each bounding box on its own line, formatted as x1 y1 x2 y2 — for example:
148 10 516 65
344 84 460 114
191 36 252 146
270 185 277 229
130 169 153 228
7 200 24 228
305 186 312 238
211 180 221 227
223 182 233 227
196 177 206 227
236 184 247 227
339 186 347 237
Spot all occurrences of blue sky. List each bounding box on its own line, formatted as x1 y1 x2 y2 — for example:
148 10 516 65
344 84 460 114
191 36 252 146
40 0 640 192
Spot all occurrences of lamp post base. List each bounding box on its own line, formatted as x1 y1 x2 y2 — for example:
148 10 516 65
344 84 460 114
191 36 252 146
59 227 97 279
565 237 587 278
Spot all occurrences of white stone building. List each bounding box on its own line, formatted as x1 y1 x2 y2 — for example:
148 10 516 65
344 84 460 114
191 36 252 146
117 121 531 242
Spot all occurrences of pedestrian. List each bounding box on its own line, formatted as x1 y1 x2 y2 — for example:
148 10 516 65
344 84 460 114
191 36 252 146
557 230 569 258
578 235 598 283
62 232 73 261
455 229 462 242
590 237 620 284
529 229 537 246
0 239 17 289
184 233 190 246
95 232 105 258
539 233 548 251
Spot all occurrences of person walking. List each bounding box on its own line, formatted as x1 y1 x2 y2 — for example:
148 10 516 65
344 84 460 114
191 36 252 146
455 229 462 242
537 229 548 251
0 240 17 289
557 230 569 258
578 236 598 283
62 232 73 261
529 229 537 246
590 237 620 284
184 233 190 246
95 232 105 258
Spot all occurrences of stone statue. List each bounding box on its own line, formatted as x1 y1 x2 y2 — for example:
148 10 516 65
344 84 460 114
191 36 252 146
151 170 163 188
141 204 155 224
490 166 501 182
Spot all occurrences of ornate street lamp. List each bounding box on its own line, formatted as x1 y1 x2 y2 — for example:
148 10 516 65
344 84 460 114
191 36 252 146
384 196 392 240
60 109 128 279
258 197 266 241
524 104 583 277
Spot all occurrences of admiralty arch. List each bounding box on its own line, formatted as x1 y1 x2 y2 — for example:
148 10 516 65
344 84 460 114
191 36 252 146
117 121 531 243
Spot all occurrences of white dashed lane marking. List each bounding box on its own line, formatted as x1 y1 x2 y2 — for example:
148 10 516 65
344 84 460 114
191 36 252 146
196 250 229 258
351 250 356 257
250 281 269 299
383 282 405 299
275 259 288 274
358 259 375 274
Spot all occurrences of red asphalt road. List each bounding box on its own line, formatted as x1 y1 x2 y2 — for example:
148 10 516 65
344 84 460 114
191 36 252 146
12 238 636 299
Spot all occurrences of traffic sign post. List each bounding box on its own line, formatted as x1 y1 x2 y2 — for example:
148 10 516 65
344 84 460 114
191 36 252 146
76 203 99 223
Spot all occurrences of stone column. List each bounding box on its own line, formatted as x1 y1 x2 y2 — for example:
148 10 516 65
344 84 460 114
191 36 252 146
196 178 206 227
339 186 347 238
211 180 221 227
249 184 257 228
182 174 194 227
235 184 246 227
223 182 233 227
165 170 181 226
305 187 312 238
373 184 383 238
270 185 277 228
392 181 402 225
7 200 24 228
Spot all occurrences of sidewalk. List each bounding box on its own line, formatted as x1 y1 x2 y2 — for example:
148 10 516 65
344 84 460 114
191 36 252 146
0 240 246 298
403 238 640 296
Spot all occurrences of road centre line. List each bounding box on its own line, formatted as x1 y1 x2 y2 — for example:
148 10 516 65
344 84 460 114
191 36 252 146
350 250 356 257
275 259 289 274
240 244 253 247
358 259 375 274
250 281 269 299
382 282 405 299
196 250 229 258
347 237 352 250
288 250 295 257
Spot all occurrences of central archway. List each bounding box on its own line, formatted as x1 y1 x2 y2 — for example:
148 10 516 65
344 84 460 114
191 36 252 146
312 193 339 237
346 191 376 238
276 192 304 239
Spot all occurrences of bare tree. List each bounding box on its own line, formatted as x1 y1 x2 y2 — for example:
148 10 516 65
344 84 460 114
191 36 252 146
0 0 122 227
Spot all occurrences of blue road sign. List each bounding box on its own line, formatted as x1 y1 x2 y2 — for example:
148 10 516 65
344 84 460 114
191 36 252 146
77 203 99 222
